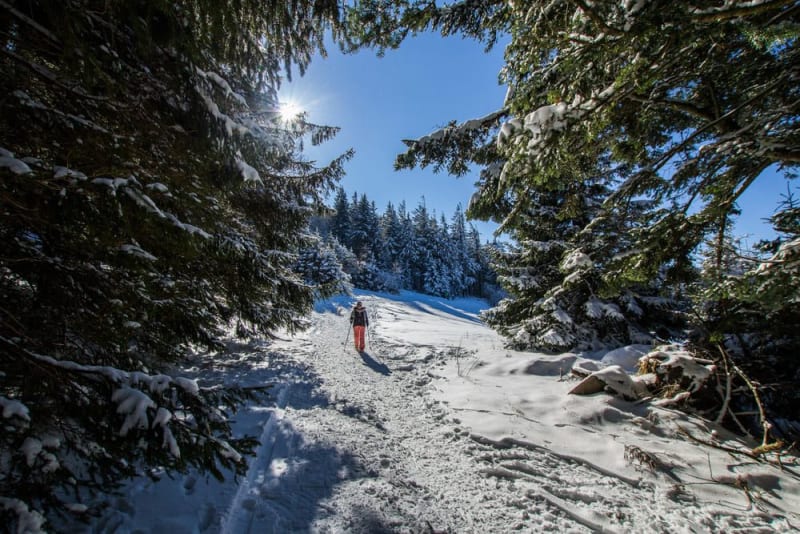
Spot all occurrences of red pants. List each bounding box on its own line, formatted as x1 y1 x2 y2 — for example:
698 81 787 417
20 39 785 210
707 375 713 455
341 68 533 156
353 326 366 351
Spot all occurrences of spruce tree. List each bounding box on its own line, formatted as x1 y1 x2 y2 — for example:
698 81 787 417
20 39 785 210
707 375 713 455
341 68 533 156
347 193 380 260
448 204 475 296
0 0 346 528
409 199 435 292
423 214 454 297
380 201 401 270
295 233 353 299
330 186 351 247
395 200 417 287
377 202 406 290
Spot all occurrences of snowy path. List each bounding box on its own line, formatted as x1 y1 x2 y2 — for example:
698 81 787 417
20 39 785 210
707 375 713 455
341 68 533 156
221 299 529 532
94 291 800 533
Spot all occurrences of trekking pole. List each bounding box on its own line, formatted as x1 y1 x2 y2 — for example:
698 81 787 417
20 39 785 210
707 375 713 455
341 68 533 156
343 319 351 349
366 308 373 348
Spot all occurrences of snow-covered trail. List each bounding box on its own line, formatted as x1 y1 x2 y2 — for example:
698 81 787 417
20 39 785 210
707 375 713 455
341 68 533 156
218 292 799 533
216 295 645 533
220 295 530 532
93 291 799 533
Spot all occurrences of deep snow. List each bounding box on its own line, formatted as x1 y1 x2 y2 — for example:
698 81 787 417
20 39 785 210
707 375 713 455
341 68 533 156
87 290 800 533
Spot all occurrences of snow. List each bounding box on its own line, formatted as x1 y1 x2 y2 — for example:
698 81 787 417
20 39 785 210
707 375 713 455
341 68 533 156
417 110 505 147
589 364 646 400
53 165 87 180
523 101 568 141
235 153 262 183
0 155 33 174
120 244 157 262
590 299 622 321
757 236 800 274
146 182 170 194
21 437 43 467
153 407 172 428
0 498 46 534
174 376 200 396
0 395 30 421
124 188 164 217
112 387 156 436
600 343 650 371
197 68 249 108
562 248 593 270
552 307 574 324
92 177 212 239
646 349 716 392
197 86 250 138
75 290 799 533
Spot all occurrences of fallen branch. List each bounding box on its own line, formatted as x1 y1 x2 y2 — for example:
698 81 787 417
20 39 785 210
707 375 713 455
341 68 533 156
717 343 773 448
677 425 800 479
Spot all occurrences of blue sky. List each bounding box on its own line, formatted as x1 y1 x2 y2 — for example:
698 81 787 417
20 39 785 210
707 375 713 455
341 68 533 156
281 32 794 246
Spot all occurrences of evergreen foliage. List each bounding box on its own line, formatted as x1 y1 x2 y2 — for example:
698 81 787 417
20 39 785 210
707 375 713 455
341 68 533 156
1 0 346 527
312 188 500 300
295 233 353 299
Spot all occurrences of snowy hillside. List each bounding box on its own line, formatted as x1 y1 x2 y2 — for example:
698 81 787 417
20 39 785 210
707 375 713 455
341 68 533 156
88 290 800 533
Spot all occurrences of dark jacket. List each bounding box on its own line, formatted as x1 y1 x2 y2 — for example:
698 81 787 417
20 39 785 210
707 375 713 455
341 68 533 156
350 307 368 327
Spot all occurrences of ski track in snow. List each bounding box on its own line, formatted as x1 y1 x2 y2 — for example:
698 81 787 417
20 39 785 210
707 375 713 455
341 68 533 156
91 293 799 533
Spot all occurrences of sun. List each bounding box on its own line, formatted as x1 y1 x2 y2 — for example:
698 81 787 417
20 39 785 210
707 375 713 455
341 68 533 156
278 99 303 120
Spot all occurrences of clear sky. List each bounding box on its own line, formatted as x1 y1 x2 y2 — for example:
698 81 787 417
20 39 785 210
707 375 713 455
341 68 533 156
280 32 794 247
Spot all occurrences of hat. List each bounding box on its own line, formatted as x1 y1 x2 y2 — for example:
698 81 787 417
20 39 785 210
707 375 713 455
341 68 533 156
355 301 363 308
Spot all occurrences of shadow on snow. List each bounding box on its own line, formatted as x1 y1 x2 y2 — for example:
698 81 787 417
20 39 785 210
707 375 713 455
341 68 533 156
359 351 391 376
314 290 489 326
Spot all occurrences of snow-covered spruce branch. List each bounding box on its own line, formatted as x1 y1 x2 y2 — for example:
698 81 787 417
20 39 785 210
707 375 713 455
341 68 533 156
706 238 792 268
0 497 45 534
196 85 253 139
572 0 626 36
12 338 200 396
414 109 506 149
3 334 253 462
496 79 625 167
689 0 796 23
755 236 800 273
196 68 249 109
1 48 109 102
609 90 785 206
12 90 111 136
1 340 259 529
91 176 212 239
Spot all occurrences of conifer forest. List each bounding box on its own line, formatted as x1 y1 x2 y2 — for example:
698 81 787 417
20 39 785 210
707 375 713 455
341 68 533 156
1 1 798 530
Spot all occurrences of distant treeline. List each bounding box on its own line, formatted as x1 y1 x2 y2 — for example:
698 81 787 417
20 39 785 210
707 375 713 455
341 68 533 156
297 187 503 302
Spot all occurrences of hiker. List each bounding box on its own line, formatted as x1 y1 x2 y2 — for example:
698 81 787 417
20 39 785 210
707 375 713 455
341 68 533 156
349 301 369 352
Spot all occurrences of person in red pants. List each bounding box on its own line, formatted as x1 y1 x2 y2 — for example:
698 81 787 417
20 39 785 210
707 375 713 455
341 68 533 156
349 301 369 352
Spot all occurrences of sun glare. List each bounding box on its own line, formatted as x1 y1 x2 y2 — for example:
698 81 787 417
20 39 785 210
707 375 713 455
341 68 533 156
279 100 302 120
